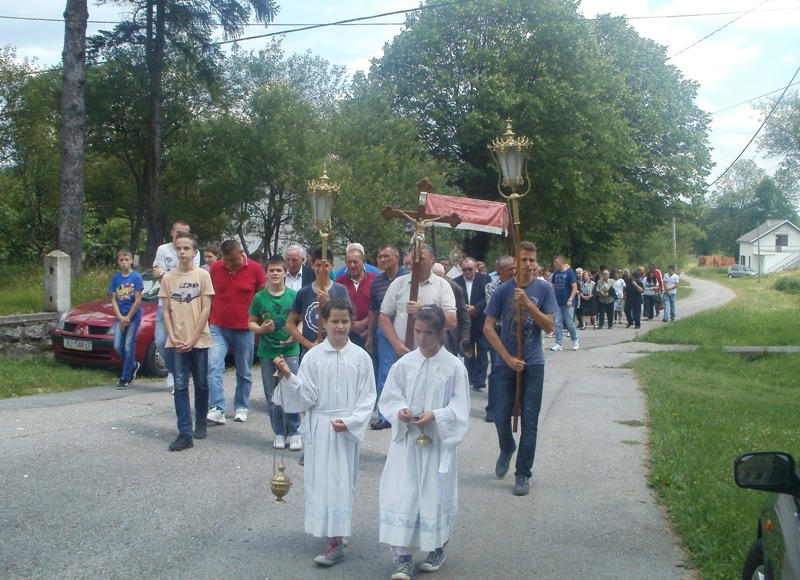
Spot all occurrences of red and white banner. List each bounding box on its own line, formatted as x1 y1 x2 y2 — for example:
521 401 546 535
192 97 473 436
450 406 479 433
425 193 510 236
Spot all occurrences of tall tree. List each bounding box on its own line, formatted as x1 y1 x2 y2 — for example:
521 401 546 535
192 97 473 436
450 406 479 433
758 90 800 194
59 0 89 275
367 0 711 264
94 0 278 261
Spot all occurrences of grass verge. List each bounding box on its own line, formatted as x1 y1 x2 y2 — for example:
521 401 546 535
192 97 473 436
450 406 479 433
630 268 800 578
0 265 114 314
0 354 123 398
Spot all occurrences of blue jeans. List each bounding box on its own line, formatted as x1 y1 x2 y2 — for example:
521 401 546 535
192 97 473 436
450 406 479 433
663 293 676 320
375 326 398 422
554 304 578 345
171 347 209 436
113 318 140 382
492 364 545 479
260 356 301 437
464 333 490 387
208 325 254 412
155 304 174 375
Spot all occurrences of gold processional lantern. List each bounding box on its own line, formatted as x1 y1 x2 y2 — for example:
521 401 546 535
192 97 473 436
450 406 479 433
308 167 340 269
488 120 532 434
307 168 340 342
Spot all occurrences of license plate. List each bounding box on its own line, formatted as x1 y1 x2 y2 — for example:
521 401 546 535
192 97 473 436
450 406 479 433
64 338 92 351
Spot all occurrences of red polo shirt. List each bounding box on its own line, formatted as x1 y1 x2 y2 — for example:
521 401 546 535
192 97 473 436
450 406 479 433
209 256 266 329
336 270 376 321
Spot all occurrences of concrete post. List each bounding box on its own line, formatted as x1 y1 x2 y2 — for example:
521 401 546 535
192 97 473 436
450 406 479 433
44 250 71 312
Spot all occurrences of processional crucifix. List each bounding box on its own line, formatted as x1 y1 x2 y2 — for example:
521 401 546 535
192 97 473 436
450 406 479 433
381 179 461 348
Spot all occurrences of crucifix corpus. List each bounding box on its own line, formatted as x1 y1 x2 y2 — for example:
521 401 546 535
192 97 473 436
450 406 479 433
381 179 461 348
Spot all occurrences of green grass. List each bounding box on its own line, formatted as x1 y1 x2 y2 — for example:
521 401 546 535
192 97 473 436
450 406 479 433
0 265 115 314
639 270 800 346
0 354 122 397
629 267 800 578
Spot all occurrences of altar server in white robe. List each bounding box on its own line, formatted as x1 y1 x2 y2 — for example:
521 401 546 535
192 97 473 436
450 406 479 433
378 304 470 579
274 298 376 568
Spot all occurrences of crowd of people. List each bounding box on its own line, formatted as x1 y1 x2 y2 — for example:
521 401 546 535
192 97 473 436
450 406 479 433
106 220 676 579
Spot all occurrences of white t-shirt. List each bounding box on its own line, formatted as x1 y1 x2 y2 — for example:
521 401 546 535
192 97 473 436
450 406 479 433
153 241 200 271
663 272 680 295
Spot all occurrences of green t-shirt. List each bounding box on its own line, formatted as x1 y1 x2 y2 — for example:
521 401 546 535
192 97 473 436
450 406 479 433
248 287 300 359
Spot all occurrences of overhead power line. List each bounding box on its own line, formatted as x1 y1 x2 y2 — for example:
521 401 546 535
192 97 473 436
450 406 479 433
667 0 771 61
707 62 800 189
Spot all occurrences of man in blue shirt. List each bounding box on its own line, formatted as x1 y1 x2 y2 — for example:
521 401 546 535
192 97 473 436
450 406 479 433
484 241 557 497
549 255 579 351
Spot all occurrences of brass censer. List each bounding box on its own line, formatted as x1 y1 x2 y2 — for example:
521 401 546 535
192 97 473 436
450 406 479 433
415 413 431 446
270 459 292 503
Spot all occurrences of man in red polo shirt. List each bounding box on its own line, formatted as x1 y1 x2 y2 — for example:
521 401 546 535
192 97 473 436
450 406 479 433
207 240 266 425
335 243 376 350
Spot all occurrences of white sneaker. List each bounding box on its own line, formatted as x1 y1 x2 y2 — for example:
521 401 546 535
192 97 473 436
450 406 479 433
167 373 174 388
572 340 580 351
550 344 563 351
288 435 303 451
207 408 226 424
273 435 286 449
234 408 248 422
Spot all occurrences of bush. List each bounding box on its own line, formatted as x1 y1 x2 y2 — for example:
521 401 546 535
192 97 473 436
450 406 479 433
774 276 800 295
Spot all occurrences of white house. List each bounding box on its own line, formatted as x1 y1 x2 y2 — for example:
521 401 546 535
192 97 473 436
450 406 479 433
736 219 800 274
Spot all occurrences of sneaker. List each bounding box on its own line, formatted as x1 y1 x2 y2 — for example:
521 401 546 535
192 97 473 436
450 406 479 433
420 549 445 572
168 433 194 452
234 408 248 422
550 343 562 351
167 373 174 388
313 540 345 566
116 380 130 390
207 408 226 425
194 420 207 440
273 435 286 449
288 435 303 451
131 362 140 382
392 558 414 580
572 340 580 351
495 448 515 478
484 412 495 423
513 475 530 496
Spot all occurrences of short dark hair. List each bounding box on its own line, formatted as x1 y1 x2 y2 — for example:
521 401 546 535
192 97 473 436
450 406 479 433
312 247 334 263
220 239 241 256
265 256 287 271
203 243 220 257
520 241 537 253
175 231 197 249
321 298 354 321
415 304 446 335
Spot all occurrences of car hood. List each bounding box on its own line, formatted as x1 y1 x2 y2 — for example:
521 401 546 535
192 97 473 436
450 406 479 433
64 299 116 325
64 299 156 325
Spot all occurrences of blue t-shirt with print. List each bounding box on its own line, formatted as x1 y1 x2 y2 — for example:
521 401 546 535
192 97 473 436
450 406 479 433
551 267 577 306
109 271 144 321
485 277 557 367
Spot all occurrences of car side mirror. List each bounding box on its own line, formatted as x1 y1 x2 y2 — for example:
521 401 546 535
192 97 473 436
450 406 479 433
734 451 798 494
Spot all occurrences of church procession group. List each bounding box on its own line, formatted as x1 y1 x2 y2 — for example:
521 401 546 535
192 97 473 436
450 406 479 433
109 215 672 579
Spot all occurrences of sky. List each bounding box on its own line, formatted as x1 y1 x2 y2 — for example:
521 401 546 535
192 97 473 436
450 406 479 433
1 0 799 187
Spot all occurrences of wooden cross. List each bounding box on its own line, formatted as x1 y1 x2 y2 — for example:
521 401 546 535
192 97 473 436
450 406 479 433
381 179 461 348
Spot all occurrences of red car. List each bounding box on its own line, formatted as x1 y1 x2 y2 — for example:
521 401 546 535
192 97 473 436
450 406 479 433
51 271 167 377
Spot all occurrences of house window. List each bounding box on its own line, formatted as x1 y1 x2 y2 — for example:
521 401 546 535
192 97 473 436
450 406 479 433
776 234 788 252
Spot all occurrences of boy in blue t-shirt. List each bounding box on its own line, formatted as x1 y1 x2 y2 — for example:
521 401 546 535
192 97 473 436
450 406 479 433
109 249 144 389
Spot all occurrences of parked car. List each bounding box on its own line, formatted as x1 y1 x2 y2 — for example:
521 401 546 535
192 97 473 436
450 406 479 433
734 451 800 580
51 271 167 377
729 264 757 278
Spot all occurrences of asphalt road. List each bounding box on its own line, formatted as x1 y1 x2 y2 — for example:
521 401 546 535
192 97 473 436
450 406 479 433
0 275 733 579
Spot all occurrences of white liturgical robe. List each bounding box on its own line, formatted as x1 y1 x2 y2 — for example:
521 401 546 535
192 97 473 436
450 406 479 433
275 339 376 538
377 347 470 551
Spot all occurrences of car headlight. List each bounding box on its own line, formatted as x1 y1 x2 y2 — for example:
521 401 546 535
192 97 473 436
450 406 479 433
57 311 68 330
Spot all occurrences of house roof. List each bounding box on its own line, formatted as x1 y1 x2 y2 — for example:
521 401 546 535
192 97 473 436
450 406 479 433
737 219 800 244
